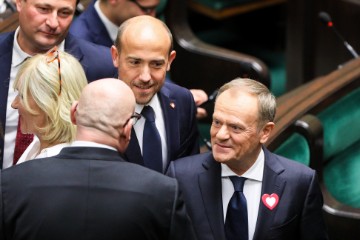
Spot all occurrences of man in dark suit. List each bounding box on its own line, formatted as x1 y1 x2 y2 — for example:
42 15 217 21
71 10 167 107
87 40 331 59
0 78 196 240
70 0 160 48
70 0 209 120
111 15 200 173
0 0 116 169
167 78 329 240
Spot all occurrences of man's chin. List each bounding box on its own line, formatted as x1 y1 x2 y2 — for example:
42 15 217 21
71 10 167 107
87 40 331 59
135 93 154 105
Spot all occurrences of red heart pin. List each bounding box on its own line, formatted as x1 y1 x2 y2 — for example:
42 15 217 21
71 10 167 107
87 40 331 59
262 193 279 210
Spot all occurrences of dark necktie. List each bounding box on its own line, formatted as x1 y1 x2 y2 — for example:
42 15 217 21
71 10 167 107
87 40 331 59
13 118 33 165
141 106 162 172
225 176 248 240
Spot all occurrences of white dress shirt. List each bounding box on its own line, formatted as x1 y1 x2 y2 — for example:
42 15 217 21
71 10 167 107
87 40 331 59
16 136 70 165
71 140 117 151
221 149 265 240
133 95 168 170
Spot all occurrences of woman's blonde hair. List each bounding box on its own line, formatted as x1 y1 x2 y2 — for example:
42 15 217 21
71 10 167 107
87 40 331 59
14 50 87 144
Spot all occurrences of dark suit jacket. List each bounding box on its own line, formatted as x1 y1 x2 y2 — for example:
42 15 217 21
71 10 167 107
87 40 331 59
70 1 113 48
0 31 117 167
125 81 200 173
0 147 196 240
166 148 329 240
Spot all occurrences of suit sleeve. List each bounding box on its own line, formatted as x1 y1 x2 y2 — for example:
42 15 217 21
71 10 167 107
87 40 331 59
300 173 329 240
168 180 197 240
177 90 200 159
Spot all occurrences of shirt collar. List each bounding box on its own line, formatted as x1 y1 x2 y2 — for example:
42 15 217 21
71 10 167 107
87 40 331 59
135 94 160 114
71 141 117 151
221 148 264 182
94 0 118 42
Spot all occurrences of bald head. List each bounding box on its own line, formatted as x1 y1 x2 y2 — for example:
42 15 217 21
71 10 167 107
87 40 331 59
72 78 136 151
114 15 173 54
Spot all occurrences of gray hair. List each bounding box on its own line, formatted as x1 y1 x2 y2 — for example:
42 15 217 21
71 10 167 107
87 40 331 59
217 78 276 127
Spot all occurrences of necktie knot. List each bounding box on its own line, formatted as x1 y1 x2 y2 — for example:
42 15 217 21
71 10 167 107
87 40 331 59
229 176 246 192
142 106 155 122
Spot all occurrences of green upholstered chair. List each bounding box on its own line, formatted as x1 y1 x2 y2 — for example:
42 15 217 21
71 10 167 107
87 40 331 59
317 87 360 209
315 87 360 239
274 132 310 166
273 114 323 175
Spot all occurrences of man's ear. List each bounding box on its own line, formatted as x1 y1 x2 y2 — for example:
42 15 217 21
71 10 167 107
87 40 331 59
111 46 119 68
260 122 275 144
118 119 133 153
166 50 176 71
15 0 22 12
70 101 78 125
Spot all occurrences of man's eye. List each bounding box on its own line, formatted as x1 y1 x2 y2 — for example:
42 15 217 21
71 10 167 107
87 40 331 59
129 60 140 65
212 120 221 127
58 11 72 17
151 62 164 68
230 125 244 133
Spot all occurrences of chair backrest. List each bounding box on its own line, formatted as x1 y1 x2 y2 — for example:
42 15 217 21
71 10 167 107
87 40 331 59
274 132 310 166
317 87 360 162
164 0 271 96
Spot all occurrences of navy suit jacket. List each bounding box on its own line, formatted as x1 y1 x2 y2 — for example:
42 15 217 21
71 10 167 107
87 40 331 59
0 147 197 240
70 1 113 48
125 81 200 173
167 148 329 240
0 31 117 167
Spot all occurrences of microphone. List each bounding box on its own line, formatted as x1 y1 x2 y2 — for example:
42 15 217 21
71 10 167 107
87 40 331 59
318 11 359 58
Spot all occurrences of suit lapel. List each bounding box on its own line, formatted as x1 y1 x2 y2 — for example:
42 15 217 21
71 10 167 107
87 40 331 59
158 86 179 169
253 147 286 240
0 32 15 168
199 156 227 240
64 34 86 71
86 4 113 47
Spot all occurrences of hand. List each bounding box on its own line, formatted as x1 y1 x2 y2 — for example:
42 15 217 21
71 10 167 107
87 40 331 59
190 89 208 119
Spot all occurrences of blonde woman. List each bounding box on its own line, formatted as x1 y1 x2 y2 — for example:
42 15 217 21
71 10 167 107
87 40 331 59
12 48 88 164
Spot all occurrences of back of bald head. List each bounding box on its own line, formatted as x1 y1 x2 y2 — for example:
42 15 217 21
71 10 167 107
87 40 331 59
114 15 173 53
75 78 135 137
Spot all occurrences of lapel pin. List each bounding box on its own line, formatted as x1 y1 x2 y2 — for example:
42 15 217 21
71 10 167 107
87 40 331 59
262 193 279 210
170 102 175 109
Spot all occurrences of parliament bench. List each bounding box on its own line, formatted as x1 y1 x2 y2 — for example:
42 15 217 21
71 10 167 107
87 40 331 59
267 58 360 240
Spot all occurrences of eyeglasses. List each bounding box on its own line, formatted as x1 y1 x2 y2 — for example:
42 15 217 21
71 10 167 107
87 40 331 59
45 46 62 96
129 0 157 15
124 112 141 126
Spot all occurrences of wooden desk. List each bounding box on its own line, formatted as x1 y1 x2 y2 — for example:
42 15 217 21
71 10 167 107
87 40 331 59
188 0 286 20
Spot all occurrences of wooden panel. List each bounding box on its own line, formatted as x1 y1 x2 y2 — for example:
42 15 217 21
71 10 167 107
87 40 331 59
188 0 286 19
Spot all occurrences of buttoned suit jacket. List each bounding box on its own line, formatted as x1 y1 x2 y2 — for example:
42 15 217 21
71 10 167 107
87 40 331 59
0 31 117 167
0 147 196 240
70 1 113 48
166 147 329 240
125 81 200 173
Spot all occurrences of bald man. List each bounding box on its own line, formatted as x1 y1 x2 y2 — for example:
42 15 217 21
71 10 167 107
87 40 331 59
0 79 196 240
111 15 200 173
70 0 208 119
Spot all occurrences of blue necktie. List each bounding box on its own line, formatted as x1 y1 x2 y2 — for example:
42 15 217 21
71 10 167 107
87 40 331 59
142 106 163 172
225 176 248 240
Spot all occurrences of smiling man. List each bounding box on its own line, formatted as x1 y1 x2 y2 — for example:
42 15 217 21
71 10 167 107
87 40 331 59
111 15 200 173
0 0 116 169
166 78 329 240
